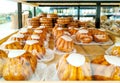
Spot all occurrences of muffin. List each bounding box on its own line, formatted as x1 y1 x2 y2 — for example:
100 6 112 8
76 29 93 43
56 53 92 80
3 50 37 80
23 40 46 59
55 35 74 52
2 41 23 49
0 49 7 77
91 55 120 80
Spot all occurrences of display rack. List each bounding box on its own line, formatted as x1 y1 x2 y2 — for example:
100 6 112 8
16 0 120 28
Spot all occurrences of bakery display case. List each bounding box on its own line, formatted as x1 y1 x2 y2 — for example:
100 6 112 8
0 0 120 81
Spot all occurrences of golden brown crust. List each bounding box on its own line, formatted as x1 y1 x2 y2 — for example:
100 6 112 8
2 51 37 80
56 53 92 80
111 46 120 56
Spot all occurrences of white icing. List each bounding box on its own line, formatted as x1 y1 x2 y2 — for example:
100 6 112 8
74 28 79 30
78 29 88 33
19 28 28 33
66 53 85 67
115 42 120 46
104 55 120 66
31 35 40 39
8 50 26 58
26 40 39 45
61 35 72 41
27 26 33 28
34 30 43 33
3 41 15 45
57 28 63 30
12 34 24 38
94 35 105 39
39 26 45 29
64 31 71 35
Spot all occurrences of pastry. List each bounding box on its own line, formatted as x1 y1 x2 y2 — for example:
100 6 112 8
76 29 93 43
2 41 23 49
3 50 37 80
68 26 79 35
52 27 64 39
23 40 46 59
91 55 120 80
0 49 7 77
111 43 120 56
55 35 74 52
56 53 92 80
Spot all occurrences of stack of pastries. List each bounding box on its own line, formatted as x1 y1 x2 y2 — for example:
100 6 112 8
55 35 74 52
0 49 7 77
3 50 37 80
27 17 40 28
56 53 92 80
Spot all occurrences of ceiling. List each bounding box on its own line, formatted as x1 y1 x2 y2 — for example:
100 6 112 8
11 0 120 7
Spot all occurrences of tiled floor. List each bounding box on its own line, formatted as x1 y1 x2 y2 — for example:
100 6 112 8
0 22 18 40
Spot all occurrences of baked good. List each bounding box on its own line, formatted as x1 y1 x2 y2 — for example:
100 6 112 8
40 17 52 24
55 35 74 52
56 53 92 80
23 40 46 59
47 14 58 19
27 17 40 28
76 29 93 43
32 29 46 41
27 35 44 45
68 26 79 35
57 17 71 25
93 29 109 42
10 33 26 45
0 49 7 77
52 27 64 39
2 41 23 49
91 55 120 80
19 28 32 38
3 50 37 80
111 43 120 56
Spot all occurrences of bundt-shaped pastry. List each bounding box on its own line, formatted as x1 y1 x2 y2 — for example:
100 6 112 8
68 26 79 35
40 17 52 24
55 35 74 52
0 49 7 77
91 55 120 80
33 29 46 41
3 50 37 80
10 33 26 45
2 41 23 49
88 28 109 42
56 53 92 80
111 43 120 56
76 29 93 43
23 40 46 59
52 27 64 39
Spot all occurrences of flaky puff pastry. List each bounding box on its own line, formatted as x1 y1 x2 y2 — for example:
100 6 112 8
3 51 37 80
56 54 92 80
111 46 120 56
